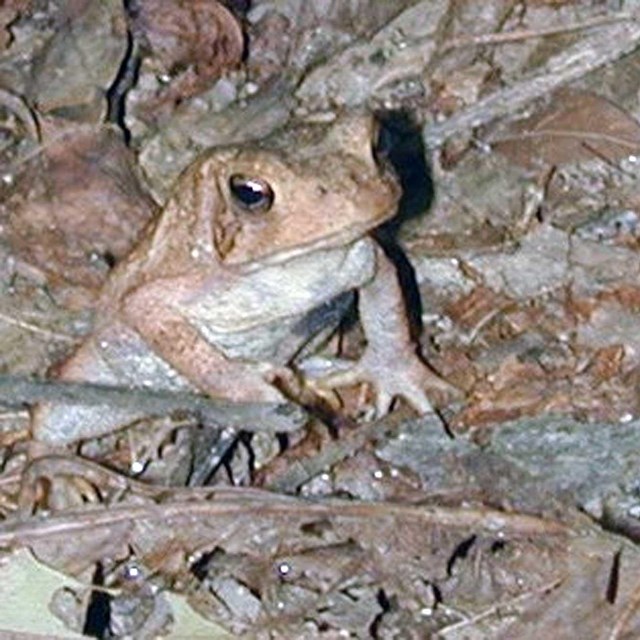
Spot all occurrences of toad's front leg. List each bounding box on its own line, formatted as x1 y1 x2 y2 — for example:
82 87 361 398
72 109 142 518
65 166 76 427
121 274 292 406
31 274 294 446
311 243 457 416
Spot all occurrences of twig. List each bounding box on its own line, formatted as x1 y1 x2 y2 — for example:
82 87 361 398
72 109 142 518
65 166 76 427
20 453 285 502
491 129 640 150
263 410 411 492
0 374 307 433
0 88 39 141
424 19 640 147
608 575 640 640
0 493 571 546
444 13 634 51
438 577 564 636
0 310 75 343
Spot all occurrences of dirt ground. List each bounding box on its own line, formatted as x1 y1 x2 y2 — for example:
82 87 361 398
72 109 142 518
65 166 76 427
1 1 640 638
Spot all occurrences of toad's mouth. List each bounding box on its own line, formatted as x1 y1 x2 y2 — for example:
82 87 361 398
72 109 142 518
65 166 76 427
230 209 395 274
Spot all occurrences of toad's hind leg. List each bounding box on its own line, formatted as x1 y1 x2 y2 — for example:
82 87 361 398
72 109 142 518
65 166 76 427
31 321 194 446
308 243 458 416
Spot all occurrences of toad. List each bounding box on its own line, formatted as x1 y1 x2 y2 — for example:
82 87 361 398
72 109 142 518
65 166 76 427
32 114 454 445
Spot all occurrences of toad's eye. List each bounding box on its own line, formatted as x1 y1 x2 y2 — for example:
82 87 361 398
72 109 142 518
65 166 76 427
229 175 274 212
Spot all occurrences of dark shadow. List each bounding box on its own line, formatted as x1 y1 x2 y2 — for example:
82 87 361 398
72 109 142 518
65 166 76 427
375 110 435 225
446 534 477 577
106 23 139 144
374 111 435 339
226 0 252 13
83 562 110 638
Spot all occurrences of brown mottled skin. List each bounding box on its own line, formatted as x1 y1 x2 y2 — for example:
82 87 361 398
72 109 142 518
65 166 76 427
32 114 454 445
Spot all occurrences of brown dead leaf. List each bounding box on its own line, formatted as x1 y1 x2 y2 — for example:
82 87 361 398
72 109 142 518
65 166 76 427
135 0 243 77
586 345 625 383
565 290 598 322
3 454 577 637
492 91 640 168
2 119 156 302
131 0 244 123
455 333 638 428
600 284 640 313
0 1 30 50
498 537 640 640
333 450 424 502
455 357 570 429
9 452 640 639
445 285 510 331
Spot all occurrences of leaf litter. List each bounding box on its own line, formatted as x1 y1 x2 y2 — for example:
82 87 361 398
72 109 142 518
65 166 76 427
1 0 640 637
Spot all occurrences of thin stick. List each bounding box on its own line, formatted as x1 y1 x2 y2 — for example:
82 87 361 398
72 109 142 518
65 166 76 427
0 310 75 343
608 576 640 640
439 577 564 636
0 493 571 546
264 412 446 492
424 19 640 147
444 13 633 51
0 374 306 433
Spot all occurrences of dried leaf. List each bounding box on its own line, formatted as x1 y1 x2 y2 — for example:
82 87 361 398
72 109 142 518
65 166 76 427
0 548 86 637
131 0 244 122
1 480 573 637
2 120 156 298
30 0 128 117
586 344 625 382
492 91 640 168
0 1 30 51
445 285 510 331
136 0 242 74
456 357 564 428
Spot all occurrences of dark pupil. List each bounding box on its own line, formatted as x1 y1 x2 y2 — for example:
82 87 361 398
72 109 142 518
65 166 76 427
229 175 273 211
234 182 265 206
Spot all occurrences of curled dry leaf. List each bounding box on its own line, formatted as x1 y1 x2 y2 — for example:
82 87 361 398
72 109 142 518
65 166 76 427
492 91 640 168
4 455 578 637
456 356 566 429
444 285 511 332
130 0 244 124
0 0 30 50
585 344 625 382
11 454 640 639
29 0 128 118
1 119 156 302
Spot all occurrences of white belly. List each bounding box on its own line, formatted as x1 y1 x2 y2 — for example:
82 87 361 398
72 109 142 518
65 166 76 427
184 238 376 361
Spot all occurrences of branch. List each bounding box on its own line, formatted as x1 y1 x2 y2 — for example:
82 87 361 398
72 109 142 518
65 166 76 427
424 18 640 147
0 375 307 433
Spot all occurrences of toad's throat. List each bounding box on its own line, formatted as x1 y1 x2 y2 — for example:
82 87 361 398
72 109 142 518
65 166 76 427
185 237 377 337
226 212 394 274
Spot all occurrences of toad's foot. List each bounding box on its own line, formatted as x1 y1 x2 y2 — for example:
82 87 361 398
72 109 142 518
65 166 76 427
299 347 458 416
